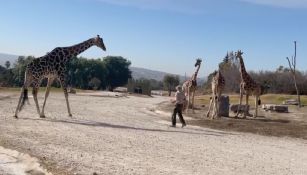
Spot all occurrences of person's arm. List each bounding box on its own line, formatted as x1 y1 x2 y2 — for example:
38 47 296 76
171 92 178 103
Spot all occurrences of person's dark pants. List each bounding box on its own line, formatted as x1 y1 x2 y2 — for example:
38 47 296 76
172 104 186 126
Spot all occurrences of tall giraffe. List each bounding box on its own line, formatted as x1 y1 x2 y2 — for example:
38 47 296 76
182 58 202 113
206 70 225 119
235 50 261 118
14 35 106 118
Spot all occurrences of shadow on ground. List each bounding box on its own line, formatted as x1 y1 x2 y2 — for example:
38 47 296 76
18 117 236 137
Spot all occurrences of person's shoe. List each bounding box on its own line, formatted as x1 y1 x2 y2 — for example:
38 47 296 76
182 123 186 128
170 125 176 127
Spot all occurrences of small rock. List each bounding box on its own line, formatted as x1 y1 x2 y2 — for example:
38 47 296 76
230 104 250 113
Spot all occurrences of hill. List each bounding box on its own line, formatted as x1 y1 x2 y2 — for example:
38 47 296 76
130 67 182 81
130 66 206 84
0 53 19 66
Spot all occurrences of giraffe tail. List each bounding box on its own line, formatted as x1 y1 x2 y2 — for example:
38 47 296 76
19 88 29 111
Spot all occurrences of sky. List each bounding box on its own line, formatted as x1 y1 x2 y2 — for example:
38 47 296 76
0 0 306 78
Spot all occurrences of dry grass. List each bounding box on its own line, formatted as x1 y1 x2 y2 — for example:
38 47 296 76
158 94 307 140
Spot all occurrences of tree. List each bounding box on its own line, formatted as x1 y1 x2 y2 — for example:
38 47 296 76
163 74 179 96
286 41 301 107
103 56 132 91
88 77 101 90
127 78 152 95
68 57 107 89
11 56 34 86
5 61 10 69
208 52 240 93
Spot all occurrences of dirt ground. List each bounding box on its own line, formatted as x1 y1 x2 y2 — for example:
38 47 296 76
157 100 307 140
1 91 307 175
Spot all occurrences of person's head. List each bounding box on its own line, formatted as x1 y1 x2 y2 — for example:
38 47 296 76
176 85 182 92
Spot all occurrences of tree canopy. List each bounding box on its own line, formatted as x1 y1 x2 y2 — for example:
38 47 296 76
103 56 132 91
203 51 307 95
0 55 132 91
163 74 180 96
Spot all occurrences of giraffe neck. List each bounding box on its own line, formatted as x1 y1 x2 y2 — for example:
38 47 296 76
238 56 249 81
192 64 201 81
63 38 95 58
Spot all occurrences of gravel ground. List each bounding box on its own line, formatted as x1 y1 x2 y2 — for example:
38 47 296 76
0 91 307 175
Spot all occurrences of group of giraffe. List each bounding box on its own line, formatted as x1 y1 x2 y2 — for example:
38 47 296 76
182 50 263 119
13 35 262 120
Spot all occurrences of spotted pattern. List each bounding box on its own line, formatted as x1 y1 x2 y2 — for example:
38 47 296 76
182 59 202 111
236 50 261 118
15 35 106 118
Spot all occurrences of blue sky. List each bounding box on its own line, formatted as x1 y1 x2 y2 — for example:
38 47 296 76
0 0 306 77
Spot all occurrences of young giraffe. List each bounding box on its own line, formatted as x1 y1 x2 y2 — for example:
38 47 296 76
182 58 202 113
206 70 225 119
235 50 261 118
14 35 106 118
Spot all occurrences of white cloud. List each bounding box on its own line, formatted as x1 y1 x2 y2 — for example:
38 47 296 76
240 0 307 8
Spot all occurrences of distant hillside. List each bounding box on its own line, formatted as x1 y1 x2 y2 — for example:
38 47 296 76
130 67 184 81
0 53 19 66
130 67 206 84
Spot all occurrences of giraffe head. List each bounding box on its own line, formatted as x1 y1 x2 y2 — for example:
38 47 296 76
212 70 218 76
195 58 202 67
94 35 106 51
235 50 243 59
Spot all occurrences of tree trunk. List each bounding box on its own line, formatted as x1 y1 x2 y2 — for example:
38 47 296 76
286 41 301 108
293 74 301 107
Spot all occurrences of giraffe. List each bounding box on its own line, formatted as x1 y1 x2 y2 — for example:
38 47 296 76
182 58 202 113
14 35 106 118
206 70 225 119
235 50 261 118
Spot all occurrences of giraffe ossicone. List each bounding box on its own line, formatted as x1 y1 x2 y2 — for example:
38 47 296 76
14 35 106 118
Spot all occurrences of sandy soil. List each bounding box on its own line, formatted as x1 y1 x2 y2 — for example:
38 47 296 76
1 91 307 175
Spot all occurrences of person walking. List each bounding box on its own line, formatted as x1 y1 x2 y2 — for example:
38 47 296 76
171 85 187 128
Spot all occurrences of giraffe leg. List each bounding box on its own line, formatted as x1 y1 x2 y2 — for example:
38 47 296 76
243 94 249 118
236 89 243 118
186 89 190 114
59 76 72 117
191 91 195 113
206 96 213 118
32 86 41 117
14 86 25 118
254 96 259 118
40 78 54 118
211 96 216 119
14 76 31 118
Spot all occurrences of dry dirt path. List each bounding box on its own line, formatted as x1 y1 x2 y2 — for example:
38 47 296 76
0 91 307 175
